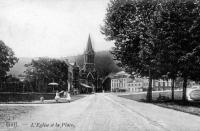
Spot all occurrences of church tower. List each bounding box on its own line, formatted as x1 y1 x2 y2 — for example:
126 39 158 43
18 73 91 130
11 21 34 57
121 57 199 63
84 35 95 72
78 34 97 93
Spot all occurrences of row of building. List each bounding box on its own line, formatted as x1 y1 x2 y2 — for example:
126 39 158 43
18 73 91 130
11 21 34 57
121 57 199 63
103 71 176 92
103 70 200 93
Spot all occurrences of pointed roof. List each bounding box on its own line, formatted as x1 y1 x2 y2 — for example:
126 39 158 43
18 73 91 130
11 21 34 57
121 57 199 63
73 61 80 69
85 34 94 53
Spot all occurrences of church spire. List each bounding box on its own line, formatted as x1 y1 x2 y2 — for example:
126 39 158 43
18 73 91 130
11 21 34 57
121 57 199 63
85 34 94 53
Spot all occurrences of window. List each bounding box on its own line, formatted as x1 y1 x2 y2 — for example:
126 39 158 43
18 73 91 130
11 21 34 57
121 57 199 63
168 81 172 86
165 81 167 86
160 81 163 86
155 82 158 86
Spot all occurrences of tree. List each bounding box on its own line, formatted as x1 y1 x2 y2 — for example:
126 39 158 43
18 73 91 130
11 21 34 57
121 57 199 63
157 0 200 101
0 40 18 82
102 0 200 102
102 0 163 102
24 58 68 92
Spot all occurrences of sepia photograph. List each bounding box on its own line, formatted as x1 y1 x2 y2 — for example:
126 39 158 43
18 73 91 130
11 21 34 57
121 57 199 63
0 0 200 130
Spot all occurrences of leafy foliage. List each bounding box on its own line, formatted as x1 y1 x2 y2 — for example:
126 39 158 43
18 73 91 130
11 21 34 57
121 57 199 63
0 40 18 81
156 0 200 101
102 0 200 101
24 58 68 92
102 0 163 101
102 0 162 77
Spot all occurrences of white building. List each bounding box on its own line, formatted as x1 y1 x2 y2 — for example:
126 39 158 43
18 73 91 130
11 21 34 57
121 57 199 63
110 71 173 92
127 77 149 92
110 71 130 92
110 71 148 92
152 79 172 91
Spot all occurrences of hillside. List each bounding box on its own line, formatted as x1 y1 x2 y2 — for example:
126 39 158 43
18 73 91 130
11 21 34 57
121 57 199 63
8 57 32 76
9 51 122 77
74 50 122 77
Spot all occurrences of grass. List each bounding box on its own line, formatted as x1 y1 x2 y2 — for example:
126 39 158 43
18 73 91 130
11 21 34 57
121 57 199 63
155 101 200 116
119 91 200 116
119 91 182 101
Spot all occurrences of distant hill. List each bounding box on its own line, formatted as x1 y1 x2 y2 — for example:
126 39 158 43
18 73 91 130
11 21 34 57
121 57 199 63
73 50 122 77
94 51 122 77
8 57 32 77
9 50 122 77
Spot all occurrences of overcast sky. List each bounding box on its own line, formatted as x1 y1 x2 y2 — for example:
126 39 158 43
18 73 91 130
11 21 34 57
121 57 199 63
0 0 114 58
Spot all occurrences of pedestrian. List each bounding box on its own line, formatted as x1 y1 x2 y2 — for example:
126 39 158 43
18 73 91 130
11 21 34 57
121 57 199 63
55 90 63 102
40 96 44 103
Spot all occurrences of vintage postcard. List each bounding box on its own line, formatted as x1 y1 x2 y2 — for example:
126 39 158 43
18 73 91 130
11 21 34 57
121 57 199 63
0 0 200 131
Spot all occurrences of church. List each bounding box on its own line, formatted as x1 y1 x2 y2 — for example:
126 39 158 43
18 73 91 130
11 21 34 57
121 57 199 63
72 35 98 93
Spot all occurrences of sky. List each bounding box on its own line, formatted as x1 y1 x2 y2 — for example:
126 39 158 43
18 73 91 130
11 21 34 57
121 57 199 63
0 0 114 58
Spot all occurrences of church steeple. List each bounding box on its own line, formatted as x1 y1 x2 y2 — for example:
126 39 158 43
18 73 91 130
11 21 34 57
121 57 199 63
79 34 97 90
85 34 94 54
84 34 95 72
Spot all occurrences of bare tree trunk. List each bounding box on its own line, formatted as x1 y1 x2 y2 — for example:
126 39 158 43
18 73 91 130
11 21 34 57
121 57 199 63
147 69 152 102
171 78 175 101
182 77 187 102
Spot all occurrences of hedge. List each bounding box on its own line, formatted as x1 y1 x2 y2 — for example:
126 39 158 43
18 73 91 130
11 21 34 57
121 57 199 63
0 92 56 102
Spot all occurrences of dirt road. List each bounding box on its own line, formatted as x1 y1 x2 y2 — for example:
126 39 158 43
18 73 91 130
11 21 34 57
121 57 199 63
2 93 200 131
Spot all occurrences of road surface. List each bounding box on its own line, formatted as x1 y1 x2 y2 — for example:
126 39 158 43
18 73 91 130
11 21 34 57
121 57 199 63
2 93 200 131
